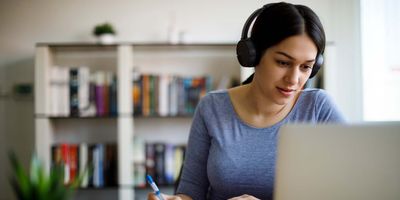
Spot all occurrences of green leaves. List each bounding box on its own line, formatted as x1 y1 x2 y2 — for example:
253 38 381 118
93 22 116 36
9 151 31 200
8 151 78 200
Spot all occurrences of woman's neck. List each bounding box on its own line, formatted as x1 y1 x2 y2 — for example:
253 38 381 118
228 83 300 128
246 82 301 120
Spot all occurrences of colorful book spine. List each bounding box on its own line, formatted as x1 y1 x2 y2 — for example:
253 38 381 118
60 143 70 184
95 72 105 117
132 72 142 115
69 69 79 117
132 73 214 117
141 141 186 186
69 144 78 184
142 75 150 116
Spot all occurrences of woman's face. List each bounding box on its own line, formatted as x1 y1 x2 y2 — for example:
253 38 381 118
254 34 318 105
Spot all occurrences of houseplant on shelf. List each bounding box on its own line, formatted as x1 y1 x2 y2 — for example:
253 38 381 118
8 151 84 200
93 22 117 44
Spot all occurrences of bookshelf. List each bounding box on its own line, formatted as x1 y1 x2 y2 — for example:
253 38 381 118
34 43 241 200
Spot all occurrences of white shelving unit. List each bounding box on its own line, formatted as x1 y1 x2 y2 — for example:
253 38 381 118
34 43 242 200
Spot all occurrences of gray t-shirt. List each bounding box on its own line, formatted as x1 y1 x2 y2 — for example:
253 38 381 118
176 88 346 200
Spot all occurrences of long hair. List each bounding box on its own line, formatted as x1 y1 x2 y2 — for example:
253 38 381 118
242 2 326 84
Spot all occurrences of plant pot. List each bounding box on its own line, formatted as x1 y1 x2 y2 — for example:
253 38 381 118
97 34 115 44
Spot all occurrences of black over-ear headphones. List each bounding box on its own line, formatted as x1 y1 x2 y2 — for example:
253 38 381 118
236 4 323 78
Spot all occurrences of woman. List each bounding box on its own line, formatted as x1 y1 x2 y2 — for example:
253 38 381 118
149 2 345 200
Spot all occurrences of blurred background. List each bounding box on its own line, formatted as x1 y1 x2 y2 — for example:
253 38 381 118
0 0 399 199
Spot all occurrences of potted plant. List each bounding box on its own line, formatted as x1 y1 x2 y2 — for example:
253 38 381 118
8 151 84 200
93 22 117 44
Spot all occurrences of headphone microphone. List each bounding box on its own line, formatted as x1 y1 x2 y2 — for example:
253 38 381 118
236 4 323 79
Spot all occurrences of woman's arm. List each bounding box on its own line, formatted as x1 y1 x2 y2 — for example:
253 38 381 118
148 96 212 200
175 96 212 199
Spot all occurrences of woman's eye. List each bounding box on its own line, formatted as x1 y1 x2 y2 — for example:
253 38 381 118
276 60 290 66
302 65 313 71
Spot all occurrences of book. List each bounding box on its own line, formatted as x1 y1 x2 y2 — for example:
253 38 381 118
132 73 214 116
104 143 118 186
145 143 156 180
69 68 79 117
68 144 78 184
79 143 89 188
60 143 70 184
158 75 170 117
78 67 90 115
60 67 71 117
142 75 150 116
109 74 118 116
154 143 166 185
143 142 186 186
173 145 185 182
95 72 106 117
169 76 178 116
164 143 175 185
92 144 106 187
132 72 143 115
79 73 97 117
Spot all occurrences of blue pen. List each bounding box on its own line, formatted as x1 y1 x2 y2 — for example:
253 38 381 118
146 175 165 200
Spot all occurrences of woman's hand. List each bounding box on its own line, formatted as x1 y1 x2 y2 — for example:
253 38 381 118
228 194 261 200
147 193 183 200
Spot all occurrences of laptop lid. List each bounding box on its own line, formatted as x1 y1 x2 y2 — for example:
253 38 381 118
274 123 400 200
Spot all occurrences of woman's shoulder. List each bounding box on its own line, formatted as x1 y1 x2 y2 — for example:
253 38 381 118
293 88 332 112
195 89 233 118
299 88 346 123
300 88 330 101
202 89 229 101
197 89 230 108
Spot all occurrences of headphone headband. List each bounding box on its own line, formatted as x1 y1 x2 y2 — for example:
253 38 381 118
240 7 264 40
241 5 272 40
236 3 323 79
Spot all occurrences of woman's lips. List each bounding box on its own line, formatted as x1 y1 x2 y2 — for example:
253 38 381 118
277 87 296 97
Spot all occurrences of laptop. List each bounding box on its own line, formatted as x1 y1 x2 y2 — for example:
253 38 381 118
274 122 400 200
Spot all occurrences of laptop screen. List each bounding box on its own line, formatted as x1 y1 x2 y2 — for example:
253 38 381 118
274 123 400 200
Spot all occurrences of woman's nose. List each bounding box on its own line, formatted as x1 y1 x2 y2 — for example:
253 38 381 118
284 67 300 85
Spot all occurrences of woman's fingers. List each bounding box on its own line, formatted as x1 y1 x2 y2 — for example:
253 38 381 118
147 193 183 200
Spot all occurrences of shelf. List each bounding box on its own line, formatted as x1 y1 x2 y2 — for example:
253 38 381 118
35 113 133 119
35 114 193 119
37 115 118 119
133 114 193 119
35 43 241 200
36 42 236 48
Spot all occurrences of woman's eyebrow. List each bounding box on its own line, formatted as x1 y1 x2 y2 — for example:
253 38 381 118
275 51 315 62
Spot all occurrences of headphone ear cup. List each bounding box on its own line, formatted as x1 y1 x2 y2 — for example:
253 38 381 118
309 54 323 78
236 39 257 67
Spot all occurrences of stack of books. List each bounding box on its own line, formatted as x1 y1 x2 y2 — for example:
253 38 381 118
49 66 117 117
132 140 186 187
51 143 118 188
132 73 212 117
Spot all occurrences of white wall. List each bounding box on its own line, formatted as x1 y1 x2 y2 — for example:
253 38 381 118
328 0 363 122
0 0 361 199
